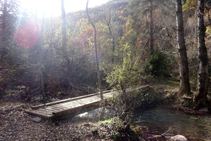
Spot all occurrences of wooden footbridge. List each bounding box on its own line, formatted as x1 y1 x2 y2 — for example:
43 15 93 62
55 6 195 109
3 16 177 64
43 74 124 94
25 85 149 119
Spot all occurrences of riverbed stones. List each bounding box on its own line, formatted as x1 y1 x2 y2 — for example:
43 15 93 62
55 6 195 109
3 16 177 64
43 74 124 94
170 135 187 141
92 127 98 135
31 117 42 123
148 135 166 141
199 107 209 112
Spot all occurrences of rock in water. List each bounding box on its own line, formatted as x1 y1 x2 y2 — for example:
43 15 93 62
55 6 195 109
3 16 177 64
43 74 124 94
199 107 209 112
31 117 42 123
148 135 166 141
170 135 187 141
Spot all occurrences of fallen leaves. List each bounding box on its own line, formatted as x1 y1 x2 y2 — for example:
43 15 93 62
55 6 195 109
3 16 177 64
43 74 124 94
0 108 110 141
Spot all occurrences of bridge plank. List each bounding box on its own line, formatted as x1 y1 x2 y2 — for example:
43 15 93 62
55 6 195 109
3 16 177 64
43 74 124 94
31 90 112 110
25 85 149 119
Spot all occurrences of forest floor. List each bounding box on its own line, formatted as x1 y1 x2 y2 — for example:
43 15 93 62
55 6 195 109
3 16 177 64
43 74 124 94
1 104 164 141
0 79 192 141
0 106 175 141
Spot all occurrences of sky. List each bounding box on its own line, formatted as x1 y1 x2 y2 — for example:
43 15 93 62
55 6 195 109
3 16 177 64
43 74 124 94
21 0 110 18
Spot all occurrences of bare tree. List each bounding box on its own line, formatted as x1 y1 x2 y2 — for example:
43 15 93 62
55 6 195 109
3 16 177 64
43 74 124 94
39 12 46 103
176 0 191 96
61 0 66 50
149 0 154 54
86 0 105 120
61 0 72 90
103 4 116 64
2 0 8 43
1 0 20 47
194 0 209 109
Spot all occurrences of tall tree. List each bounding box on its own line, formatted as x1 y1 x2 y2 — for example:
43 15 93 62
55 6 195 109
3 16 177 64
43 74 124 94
61 0 72 90
103 4 116 64
61 0 66 50
0 0 20 97
86 0 105 120
193 0 209 109
0 0 20 45
149 0 154 54
2 0 8 43
39 12 45 103
176 0 191 96
128 0 154 54
129 0 168 54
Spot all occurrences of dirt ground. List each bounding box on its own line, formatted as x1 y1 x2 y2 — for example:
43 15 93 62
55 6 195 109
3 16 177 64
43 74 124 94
0 108 92 140
0 80 183 141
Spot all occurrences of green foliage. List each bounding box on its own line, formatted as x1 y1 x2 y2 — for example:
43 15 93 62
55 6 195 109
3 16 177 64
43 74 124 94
143 48 172 77
206 26 211 38
128 31 138 46
188 56 198 90
182 0 197 12
134 88 159 107
106 43 141 90
106 43 142 120
113 131 121 139
99 117 139 141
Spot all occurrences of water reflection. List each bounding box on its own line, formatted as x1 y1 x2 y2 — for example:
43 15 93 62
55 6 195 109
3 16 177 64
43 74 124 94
134 106 211 140
76 107 115 119
75 106 211 140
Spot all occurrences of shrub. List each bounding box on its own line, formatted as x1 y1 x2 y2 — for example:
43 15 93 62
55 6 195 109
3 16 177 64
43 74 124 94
106 43 141 120
143 48 172 77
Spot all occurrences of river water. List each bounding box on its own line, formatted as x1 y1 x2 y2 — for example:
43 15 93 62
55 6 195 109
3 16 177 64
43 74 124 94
134 106 211 140
76 106 211 140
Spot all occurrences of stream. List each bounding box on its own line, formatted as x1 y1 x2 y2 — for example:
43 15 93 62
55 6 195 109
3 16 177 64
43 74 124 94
134 106 211 140
75 106 211 140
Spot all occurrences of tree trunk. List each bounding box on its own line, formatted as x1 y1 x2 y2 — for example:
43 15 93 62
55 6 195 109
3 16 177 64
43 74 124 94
61 0 71 88
40 12 45 103
176 0 191 96
86 0 105 120
2 0 7 43
0 0 8 59
108 24 115 64
106 8 115 64
61 0 66 50
194 0 209 109
149 0 154 54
